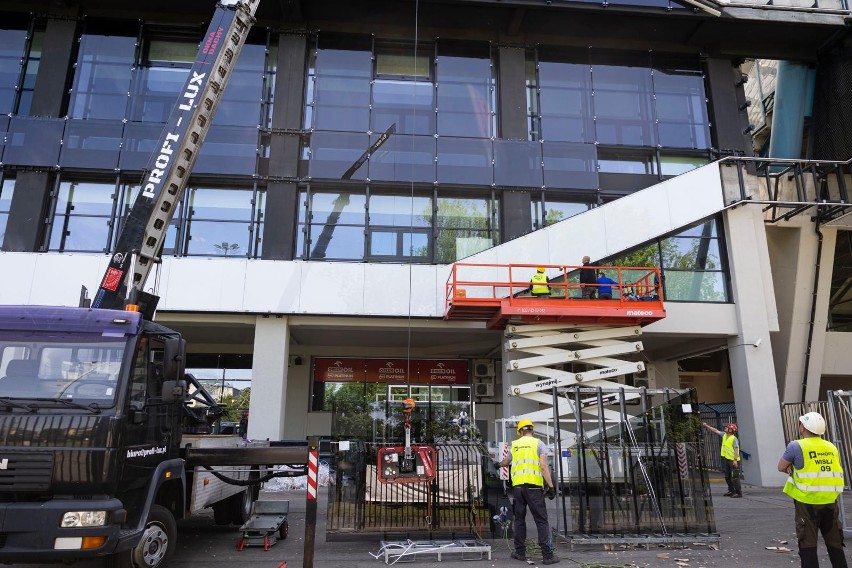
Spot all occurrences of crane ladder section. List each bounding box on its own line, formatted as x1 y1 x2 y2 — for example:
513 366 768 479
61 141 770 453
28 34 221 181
93 0 259 310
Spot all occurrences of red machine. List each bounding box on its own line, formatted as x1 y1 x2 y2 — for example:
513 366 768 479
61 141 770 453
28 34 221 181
377 398 437 483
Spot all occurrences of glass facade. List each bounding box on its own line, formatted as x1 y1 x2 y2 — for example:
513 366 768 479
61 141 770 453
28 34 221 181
0 12 729 300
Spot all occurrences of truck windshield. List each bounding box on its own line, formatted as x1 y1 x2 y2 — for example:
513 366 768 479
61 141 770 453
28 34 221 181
0 331 126 405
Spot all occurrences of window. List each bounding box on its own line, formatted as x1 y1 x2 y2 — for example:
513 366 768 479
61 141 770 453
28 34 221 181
436 43 494 138
16 27 43 117
47 179 117 253
129 38 196 123
435 196 496 263
0 175 14 247
183 187 257 257
532 197 588 230
0 27 28 115
297 189 367 260
367 193 431 260
372 43 435 136
652 54 710 150
68 29 136 119
591 50 656 147
536 47 594 144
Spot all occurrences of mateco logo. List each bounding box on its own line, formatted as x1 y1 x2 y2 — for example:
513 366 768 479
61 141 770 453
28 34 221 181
626 310 653 316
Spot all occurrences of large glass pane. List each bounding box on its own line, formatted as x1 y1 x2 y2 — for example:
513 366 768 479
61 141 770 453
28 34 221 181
663 270 727 302
653 56 710 149
54 180 115 216
0 29 27 115
437 137 492 186
4 117 63 166
368 194 431 227
16 30 42 117
195 125 258 176
310 191 366 225
215 43 266 127
49 215 111 252
661 237 721 270
314 49 371 132
119 122 162 170
436 55 492 138
69 34 135 120
494 140 542 187
60 120 123 169
130 66 189 123
49 180 115 252
435 197 493 262
0 176 15 246
592 52 655 146
542 141 597 189
660 154 708 176
674 219 718 239
308 131 370 180
371 80 435 136
308 224 364 259
538 58 594 143
185 221 250 257
0 115 9 159
188 187 254 221
542 200 587 226
368 134 435 183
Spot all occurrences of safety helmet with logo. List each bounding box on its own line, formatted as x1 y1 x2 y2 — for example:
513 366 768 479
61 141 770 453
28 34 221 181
536 267 545 273
516 419 535 434
725 423 738 434
799 411 826 435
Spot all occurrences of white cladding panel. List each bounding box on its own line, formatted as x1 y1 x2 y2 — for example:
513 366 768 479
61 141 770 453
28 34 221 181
299 262 365 313
158 258 248 311
243 261 303 312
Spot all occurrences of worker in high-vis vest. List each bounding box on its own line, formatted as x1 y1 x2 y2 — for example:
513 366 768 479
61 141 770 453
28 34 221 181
531 267 550 297
702 421 742 497
496 419 559 565
777 411 847 568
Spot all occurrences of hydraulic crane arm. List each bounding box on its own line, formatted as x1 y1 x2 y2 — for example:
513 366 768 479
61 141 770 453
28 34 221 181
92 0 259 312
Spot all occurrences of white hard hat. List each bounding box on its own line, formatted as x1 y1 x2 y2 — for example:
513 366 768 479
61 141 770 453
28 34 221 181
799 412 826 435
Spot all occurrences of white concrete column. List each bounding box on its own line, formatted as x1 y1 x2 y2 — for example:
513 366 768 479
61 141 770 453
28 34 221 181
724 206 786 487
247 315 289 441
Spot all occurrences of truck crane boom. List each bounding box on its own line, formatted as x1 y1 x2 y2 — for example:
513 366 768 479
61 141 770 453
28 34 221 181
93 0 259 313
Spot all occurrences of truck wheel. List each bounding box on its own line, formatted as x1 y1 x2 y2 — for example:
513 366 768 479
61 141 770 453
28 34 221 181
229 487 255 525
107 504 176 568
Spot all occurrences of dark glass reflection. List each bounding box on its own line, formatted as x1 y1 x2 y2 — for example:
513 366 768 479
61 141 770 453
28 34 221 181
60 120 123 169
494 140 543 187
436 56 492 138
69 34 135 120
314 49 372 132
0 29 28 114
4 117 64 167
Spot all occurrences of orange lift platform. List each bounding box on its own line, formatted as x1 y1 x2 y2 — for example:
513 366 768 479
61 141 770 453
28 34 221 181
444 263 666 329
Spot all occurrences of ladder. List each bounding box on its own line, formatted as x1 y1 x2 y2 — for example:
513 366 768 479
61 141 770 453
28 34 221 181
92 0 260 311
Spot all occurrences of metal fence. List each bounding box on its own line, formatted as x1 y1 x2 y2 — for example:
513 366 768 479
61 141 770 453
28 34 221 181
325 442 490 541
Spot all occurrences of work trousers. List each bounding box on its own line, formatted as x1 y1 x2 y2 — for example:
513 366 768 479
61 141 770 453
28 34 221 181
723 459 741 495
512 484 554 558
794 500 848 568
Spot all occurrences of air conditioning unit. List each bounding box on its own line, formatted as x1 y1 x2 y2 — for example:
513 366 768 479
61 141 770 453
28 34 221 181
473 359 495 380
474 383 495 398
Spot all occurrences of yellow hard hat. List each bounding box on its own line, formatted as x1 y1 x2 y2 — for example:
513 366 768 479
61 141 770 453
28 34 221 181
537 267 545 272
517 419 534 433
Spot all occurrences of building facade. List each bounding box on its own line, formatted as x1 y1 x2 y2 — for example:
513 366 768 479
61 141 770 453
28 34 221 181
1 0 851 486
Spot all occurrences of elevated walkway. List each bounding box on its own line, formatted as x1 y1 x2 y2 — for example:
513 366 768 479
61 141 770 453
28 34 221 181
444 263 665 329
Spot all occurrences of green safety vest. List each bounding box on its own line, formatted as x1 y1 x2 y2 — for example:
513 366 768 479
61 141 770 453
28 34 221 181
721 433 738 461
531 273 549 295
783 436 844 505
510 436 544 486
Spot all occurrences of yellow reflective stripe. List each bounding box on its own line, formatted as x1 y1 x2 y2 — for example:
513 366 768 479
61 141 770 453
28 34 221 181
786 477 843 493
795 471 843 479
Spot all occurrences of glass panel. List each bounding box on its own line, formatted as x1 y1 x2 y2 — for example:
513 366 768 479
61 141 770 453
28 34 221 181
129 66 189 123
371 80 435 135
494 139 542 187
0 114 8 158
437 137 492 186
368 194 431 227
660 155 708 176
0 29 27 115
308 131 370 180
4 117 63 166
368 134 435 183
69 34 135 120
49 215 111 252
663 270 727 302
541 141 597 189
435 197 493 262
436 55 492 138
185 221 250 257
308 224 364 260
661 237 722 270
16 30 42 117
368 229 429 258
215 43 266 127
195 125 258 175
592 54 655 146
188 187 253 221
370 231 396 256
314 49 371 132
538 60 594 143
376 50 430 78
653 60 710 149
597 150 656 174
59 120 123 169
675 219 718 238
54 180 115 216
542 200 587 226
310 191 366 225
0 176 14 245
119 122 163 170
